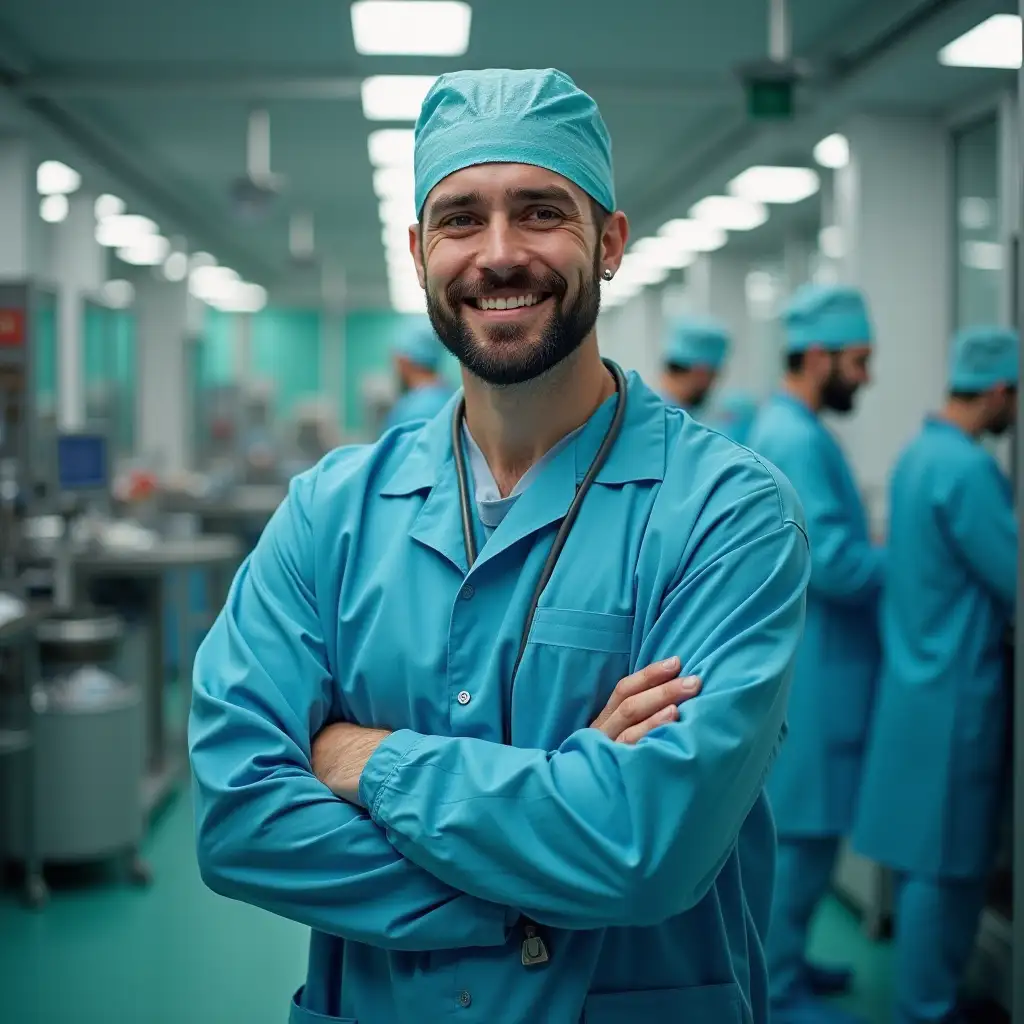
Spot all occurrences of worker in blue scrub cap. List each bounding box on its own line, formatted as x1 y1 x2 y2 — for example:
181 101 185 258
382 319 453 432
190 67 811 1024
747 283 883 1024
707 389 759 445
853 326 1018 1024
659 315 730 413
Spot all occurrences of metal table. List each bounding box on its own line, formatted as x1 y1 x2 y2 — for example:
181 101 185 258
73 535 241 813
162 485 284 549
0 607 46 905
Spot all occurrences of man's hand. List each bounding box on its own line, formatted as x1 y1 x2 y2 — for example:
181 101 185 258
312 722 391 806
591 656 701 744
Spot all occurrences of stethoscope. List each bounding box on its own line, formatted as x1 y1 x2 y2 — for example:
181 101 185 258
451 358 629 746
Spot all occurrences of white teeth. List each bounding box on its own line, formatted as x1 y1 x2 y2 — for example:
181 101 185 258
476 294 540 310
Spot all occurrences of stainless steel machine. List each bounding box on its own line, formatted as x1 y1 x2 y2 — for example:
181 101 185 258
0 431 150 902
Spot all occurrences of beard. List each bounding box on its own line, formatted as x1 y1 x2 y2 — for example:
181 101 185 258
426 253 602 387
821 363 859 415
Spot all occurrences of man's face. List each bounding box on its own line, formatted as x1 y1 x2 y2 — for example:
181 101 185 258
412 163 627 387
986 386 1017 436
819 344 872 415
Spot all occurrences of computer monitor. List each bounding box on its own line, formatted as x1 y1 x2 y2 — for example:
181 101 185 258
55 432 109 494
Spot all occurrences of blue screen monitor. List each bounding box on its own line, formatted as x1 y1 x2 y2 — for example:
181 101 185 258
56 433 109 492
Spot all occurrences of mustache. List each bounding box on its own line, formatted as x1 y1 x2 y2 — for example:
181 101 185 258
445 268 569 305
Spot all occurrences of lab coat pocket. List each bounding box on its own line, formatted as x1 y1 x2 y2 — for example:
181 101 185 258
583 981 744 1023
289 986 358 1024
518 608 634 746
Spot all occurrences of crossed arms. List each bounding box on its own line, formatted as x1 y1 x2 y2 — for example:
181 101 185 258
188 469 809 950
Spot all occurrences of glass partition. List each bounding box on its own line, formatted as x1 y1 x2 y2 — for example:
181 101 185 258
953 115 1001 329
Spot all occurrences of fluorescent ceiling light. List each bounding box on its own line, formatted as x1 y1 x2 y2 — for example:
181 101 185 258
39 194 69 224
37 160 81 196
117 234 171 266
362 75 438 121
813 133 849 169
94 194 125 220
101 279 135 309
190 265 239 302
352 1 471 56
938 14 1021 69
379 197 417 227
95 214 158 248
163 251 189 282
616 257 670 287
189 251 218 270
368 129 416 168
727 166 820 204
209 282 268 314
373 166 416 200
631 237 698 268
382 223 414 250
657 219 727 252
689 195 768 232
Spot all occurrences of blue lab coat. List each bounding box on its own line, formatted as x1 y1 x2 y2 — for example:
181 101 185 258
189 372 811 1024
383 382 453 432
853 418 1016 879
747 393 884 837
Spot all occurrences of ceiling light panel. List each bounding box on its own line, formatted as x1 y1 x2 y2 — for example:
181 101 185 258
39 194 69 224
352 1 471 56
938 14 1021 69
37 161 81 196
689 195 768 231
813 133 850 170
657 219 728 252
362 76 439 121
368 129 416 167
727 166 820 204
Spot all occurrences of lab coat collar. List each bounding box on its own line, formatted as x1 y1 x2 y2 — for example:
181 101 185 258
379 368 666 497
379 368 667 575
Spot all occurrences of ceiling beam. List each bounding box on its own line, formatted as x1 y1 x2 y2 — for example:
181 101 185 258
12 65 737 105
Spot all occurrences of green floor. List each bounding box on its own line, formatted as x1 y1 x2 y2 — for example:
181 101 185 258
0 791 893 1024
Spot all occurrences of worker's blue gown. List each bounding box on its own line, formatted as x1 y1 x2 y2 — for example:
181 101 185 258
189 373 811 1024
854 417 1016 1024
747 393 883 1014
383 382 453 431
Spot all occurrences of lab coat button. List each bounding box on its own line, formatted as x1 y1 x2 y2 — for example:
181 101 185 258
459 584 475 600
457 690 471 705
458 990 472 1008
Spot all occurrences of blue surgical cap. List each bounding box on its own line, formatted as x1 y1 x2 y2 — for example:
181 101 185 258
414 68 615 217
663 316 731 370
948 326 1019 392
392 320 442 371
782 284 873 353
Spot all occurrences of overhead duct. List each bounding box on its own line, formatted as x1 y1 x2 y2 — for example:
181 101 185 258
228 108 285 220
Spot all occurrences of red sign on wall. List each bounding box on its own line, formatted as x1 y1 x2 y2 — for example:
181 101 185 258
0 308 25 347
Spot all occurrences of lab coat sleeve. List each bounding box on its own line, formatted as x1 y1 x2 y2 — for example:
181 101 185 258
359 481 810 930
189 467 515 951
943 456 1017 611
774 439 883 605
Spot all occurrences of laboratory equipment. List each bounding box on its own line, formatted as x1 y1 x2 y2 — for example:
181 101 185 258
0 431 150 897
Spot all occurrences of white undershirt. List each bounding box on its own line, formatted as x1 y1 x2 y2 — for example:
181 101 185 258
462 424 584 535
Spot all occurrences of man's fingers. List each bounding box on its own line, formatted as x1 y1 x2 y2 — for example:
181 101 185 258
616 704 679 745
600 675 701 738
598 657 682 723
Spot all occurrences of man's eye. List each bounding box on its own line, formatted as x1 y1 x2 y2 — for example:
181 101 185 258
444 214 476 229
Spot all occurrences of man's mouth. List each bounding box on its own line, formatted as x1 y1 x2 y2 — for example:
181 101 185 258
464 292 552 312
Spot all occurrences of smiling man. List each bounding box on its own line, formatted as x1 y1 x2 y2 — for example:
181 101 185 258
189 68 811 1024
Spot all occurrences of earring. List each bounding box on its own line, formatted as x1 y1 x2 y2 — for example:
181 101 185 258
603 268 614 281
